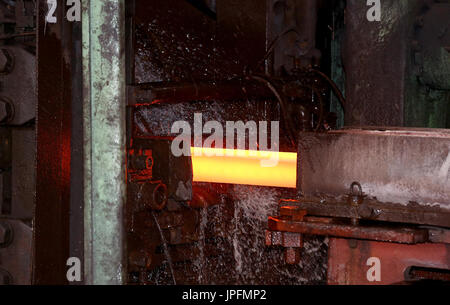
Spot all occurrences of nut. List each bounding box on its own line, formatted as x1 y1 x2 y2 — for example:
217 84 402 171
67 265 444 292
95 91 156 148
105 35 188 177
285 247 301 265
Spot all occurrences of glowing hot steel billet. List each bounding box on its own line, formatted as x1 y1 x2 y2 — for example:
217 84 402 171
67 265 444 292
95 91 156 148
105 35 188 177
190 147 297 188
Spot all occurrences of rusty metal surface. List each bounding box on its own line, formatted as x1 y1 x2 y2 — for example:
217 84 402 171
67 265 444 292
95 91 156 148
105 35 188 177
265 230 303 264
414 2 450 90
131 138 193 201
343 0 450 128
10 128 35 220
343 0 419 126
0 45 35 125
189 184 224 209
267 0 320 74
0 219 32 284
0 0 36 287
134 0 235 83
280 198 450 228
34 0 73 285
327 238 450 285
131 99 283 141
268 216 429 244
0 128 11 216
126 207 200 274
216 0 266 73
427 227 450 244
266 231 303 248
126 138 196 277
297 129 450 216
82 0 127 285
406 266 450 282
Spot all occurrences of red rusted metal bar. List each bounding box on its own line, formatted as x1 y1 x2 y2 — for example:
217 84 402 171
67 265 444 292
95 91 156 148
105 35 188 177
279 198 450 228
268 217 429 244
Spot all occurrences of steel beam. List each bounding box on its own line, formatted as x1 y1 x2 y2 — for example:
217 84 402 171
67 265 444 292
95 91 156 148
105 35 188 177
82 0 126 285
34 0 72 285
268 217 429 244
297 128 450 214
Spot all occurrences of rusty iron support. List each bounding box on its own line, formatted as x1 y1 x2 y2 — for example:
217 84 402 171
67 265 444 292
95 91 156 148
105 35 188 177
280 198 450 228
268 216 429 244
82 0 127 285
426 227 450 244
34 0 72 284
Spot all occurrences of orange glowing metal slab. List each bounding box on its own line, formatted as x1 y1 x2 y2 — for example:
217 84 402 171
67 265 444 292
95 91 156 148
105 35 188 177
190 147 297 188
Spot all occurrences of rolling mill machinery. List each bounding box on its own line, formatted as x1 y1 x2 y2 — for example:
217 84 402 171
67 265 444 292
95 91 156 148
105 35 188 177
124 0 450 285
0 0 449 285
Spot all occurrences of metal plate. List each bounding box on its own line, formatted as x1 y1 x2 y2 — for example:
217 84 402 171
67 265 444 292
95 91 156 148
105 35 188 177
297 129 450 221
327 238 450 285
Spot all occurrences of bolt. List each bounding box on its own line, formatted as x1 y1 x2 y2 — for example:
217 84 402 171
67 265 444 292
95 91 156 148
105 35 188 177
280 205 307 221
285 247 301 265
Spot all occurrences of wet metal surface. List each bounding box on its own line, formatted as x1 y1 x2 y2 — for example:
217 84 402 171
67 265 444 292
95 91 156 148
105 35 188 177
127 80 273 106
343 0 450 128
343 0 416 126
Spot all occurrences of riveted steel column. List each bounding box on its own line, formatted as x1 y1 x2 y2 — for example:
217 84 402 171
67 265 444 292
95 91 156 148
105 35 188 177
82 0 126 285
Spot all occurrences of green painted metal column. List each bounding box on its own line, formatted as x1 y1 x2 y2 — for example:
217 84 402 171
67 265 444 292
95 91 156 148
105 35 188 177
82 0 127 285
